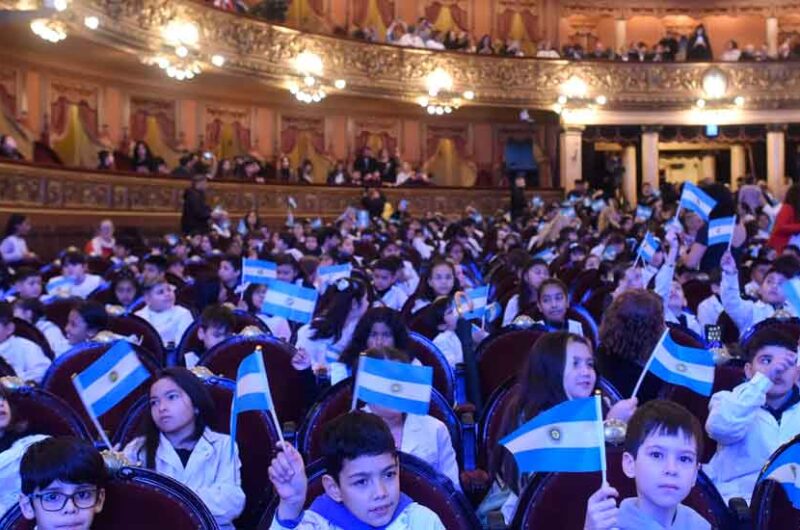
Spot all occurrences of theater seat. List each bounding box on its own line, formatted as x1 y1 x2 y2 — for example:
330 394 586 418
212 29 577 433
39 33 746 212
1 377 93 440
740 317 800 350
87 256 112 276
405 303 440 339
717 311 741 345
176 310 270 360
475 326 547 403
407 331 456 405
0 466 217 530
12 318 55 360
583 285 614 325
0 358 14 377
667 321 707 348
296 379 473 473
256 452 481 530
40 342 159 445
198 335 311 428
106 314 164 365
682 279 712 315
510 445 732 529
567 269 604 306
113 374 280 529
751 435 800 530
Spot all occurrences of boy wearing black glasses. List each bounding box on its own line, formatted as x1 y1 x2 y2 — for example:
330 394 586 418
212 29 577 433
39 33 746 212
18 438 107 530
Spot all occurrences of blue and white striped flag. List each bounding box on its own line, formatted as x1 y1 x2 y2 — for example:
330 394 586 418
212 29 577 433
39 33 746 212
534 247 557 264
644 331 716 396
230 350 279 453
317 263 352 286
242 259 277 285
46 276 75 295
484 301 503 323
357 210 371 229
500 395 605 474
560 206 576 218
591 199 606 213
354 356 433 415
261 280 318 324
707 216 736 247
782 278 800 315
760 444 800 508
636 205 653 220
679 182 717 221
72 341 149 420
463 286 489 320
638 232 660 263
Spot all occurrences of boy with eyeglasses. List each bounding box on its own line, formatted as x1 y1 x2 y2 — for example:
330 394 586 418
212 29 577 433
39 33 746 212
18 437 108 530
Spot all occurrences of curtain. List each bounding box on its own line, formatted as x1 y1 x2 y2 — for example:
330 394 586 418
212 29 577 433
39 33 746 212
450 4 467 32
377 0 393 27
131 110 148 142
77 101 99 141
286 130 333 182
0 85 14 117
521 11 537 41
233 121 251 152
425 138 477 186
425 3 442 25
352 0 369 27
497 9 513 39
50 97 69 137
357 131 397 154
205 119 223 151
52 104 103 167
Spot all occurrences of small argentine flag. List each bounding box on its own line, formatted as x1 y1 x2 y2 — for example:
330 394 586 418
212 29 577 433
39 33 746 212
679 182 717 221
357 210 371 229
353 356 433 416
317 263 352 286
560 206 576 218
500 395 605 474
635 330 715 397
484 301 503 323
46 276 75 295
463 286 489 320
261 279 318 324
636 205 653 221
230 349 282 452
638 232 660 263
707 216 736 247
760 444 800 508
783 278 800 315
242 259 277 285
591 199 606 213
534 247 557 264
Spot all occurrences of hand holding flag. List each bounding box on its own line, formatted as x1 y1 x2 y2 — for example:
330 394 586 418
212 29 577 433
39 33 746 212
231 347 283 456
631 330 716 398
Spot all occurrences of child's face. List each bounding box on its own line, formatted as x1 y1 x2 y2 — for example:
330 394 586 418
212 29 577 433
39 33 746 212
218 261 239 285
19 480 105 530
325 453 401 527
198 324 229 351
250 286 266 310
0 394 10 430
276 264 297 283
585 255 601 270
149 377 196 436
538 284 567 322
562 340 596 399
759 272 786 305
746 345 800 399
525 264 550 289
16 276 42 299
372 268 395 292
667 281 686 311
63 263 86 281
65 310 89 345
752 264 770 284
114 280 137 306
367 322 395 350
142 264 163 285
305 236 318 251
145 283 175 312
428 264 454 296
0 321 14 343
622 430 699 515
442 305 458 331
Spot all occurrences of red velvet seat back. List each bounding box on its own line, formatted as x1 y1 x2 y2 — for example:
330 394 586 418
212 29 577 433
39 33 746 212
682 279 712 314
513 446 731 529
42 297 81 331
12 318 55 360
5 383 92 439
176 310 269 357
0 467 218 530
40 342 159 443
113 376 280 529
569 269 604 306
200 335 309 426
88 286 117 305
296 379 463 467
256 453 481 530
407 331 455 404
717 311 740 345
475 327 546 402
583 285 614 326
405 303 439 340
87 256 112 276
107 315 164 364
740 317 800 349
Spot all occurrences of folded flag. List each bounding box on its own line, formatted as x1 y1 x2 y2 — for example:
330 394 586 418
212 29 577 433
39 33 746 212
707 216 736 247
357 210 371 229
500 395 605 474
637 232 660 263
783 277 800 316
242 259 277 285
484 301 503 323
760 444 800 508
591 199 606 213
679 182 717 221
463 286 489 320
46 276 75 295
230 349 279 453
643 331 715 396
317 263 352 286
636 205 653 220
534 247 558 264
261 280 318 324
354 356 433 415
560 206 576 218
72 341 149 419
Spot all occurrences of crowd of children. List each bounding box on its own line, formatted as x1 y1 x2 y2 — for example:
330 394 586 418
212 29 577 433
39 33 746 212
0 174 798 529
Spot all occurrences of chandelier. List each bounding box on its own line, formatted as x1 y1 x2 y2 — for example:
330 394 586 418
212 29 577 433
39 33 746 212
694 68 744 109
140 18 228 82
286 51 346 104
553 75 607 115
416 68 474 115
29 0 75 43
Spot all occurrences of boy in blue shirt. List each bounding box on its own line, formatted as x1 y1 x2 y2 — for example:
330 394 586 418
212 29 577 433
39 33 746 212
585 400 710 530
18 437 108 530
268 411 444 529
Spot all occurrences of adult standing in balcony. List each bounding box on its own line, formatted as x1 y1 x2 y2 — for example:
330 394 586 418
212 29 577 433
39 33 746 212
181 173 212 235
687 24 713 61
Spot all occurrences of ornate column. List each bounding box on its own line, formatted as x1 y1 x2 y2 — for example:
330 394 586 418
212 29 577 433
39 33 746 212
614 18 627 54
641 126 660 191
622 144 637 205
559 125 584 191
701 152 716 181
767 124 787 199
767 17 779 58
730 144 746 190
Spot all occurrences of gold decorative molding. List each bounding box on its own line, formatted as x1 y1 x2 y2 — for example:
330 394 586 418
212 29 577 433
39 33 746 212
559 0 800 18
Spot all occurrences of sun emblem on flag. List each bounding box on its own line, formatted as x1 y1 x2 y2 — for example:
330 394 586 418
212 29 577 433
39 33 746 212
549 427 562 442
284 297 294 307
675 363 688 373
108 371 119 383
390 383 403 394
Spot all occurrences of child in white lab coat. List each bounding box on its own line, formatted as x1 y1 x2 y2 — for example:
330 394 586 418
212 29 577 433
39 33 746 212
123 367 245 530
428 296 463 370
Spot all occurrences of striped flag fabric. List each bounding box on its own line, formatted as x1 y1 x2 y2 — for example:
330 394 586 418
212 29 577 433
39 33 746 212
707 216 736 247
591 199 606 213
534 247 558 264
463 286 489 320
500 395 606 474
679 182 717 221
260 279 318 324
645 331 716 396
72 341 149 419
783 277 800 315
354 356 433 415
560 206 576 218
636 205 653 220
242 259 277 285
759 444 800 508
46 276 75 296
317 263 352 286
637 232 660 263
230 349 279 452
